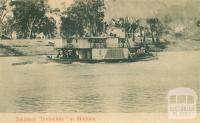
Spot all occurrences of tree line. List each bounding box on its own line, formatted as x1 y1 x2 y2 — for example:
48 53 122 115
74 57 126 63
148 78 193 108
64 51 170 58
0 0 56 39
1 0 197 43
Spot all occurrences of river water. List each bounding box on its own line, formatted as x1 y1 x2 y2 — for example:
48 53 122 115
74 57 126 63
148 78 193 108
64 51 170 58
0 51 199 113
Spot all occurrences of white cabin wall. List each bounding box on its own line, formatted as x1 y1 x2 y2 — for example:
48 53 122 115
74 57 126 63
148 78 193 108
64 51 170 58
54 39 65 48
77 39 91 48
123 48 129 59
106 38 119 48
92 49 108 60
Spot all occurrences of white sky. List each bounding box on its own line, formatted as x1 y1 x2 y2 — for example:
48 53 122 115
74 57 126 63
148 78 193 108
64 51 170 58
47 0 200 21
48 0 74 9
48 0 190 9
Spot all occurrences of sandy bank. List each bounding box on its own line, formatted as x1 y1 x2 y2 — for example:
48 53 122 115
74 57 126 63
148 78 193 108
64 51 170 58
0 39 57 57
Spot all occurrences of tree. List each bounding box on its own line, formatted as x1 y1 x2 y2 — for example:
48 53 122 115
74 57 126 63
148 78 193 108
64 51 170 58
196 20 200 27
0 0 9 25
129 20 139 41
0 0 13 38
61 16 82 38
123 18 139 41
61 0 105 37
112 18 124 28
146 18 163 44
139 25 144 42
1 16 17 38
11 0 48 39
37 16 56 39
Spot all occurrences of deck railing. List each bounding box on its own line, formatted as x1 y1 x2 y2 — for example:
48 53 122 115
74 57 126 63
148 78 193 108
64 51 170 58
90 43 106 48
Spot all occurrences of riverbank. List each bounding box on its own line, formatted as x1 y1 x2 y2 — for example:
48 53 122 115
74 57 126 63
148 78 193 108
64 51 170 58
164 38 200 51
0 43 24 56
0 39 57 57
1 38 200 57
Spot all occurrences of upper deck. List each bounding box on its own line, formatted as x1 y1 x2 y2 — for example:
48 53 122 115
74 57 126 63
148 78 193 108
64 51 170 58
54 37 133 49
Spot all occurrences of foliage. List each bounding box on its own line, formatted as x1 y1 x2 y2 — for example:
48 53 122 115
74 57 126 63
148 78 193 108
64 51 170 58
196 20 200 27
38 17 56 38
61 16 82 38
11 0 50 39
146 18 164 43
0 0 8 25
0 0 12 38
61 0 105 37
1 16 17 38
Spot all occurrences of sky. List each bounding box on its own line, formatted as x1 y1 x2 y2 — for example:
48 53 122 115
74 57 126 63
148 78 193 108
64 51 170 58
47 0 200 21
48 0 74 9
104 0 190 19
48 0 190 9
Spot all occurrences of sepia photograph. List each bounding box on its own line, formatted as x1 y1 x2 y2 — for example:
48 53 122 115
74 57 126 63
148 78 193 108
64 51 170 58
0 0 199 122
